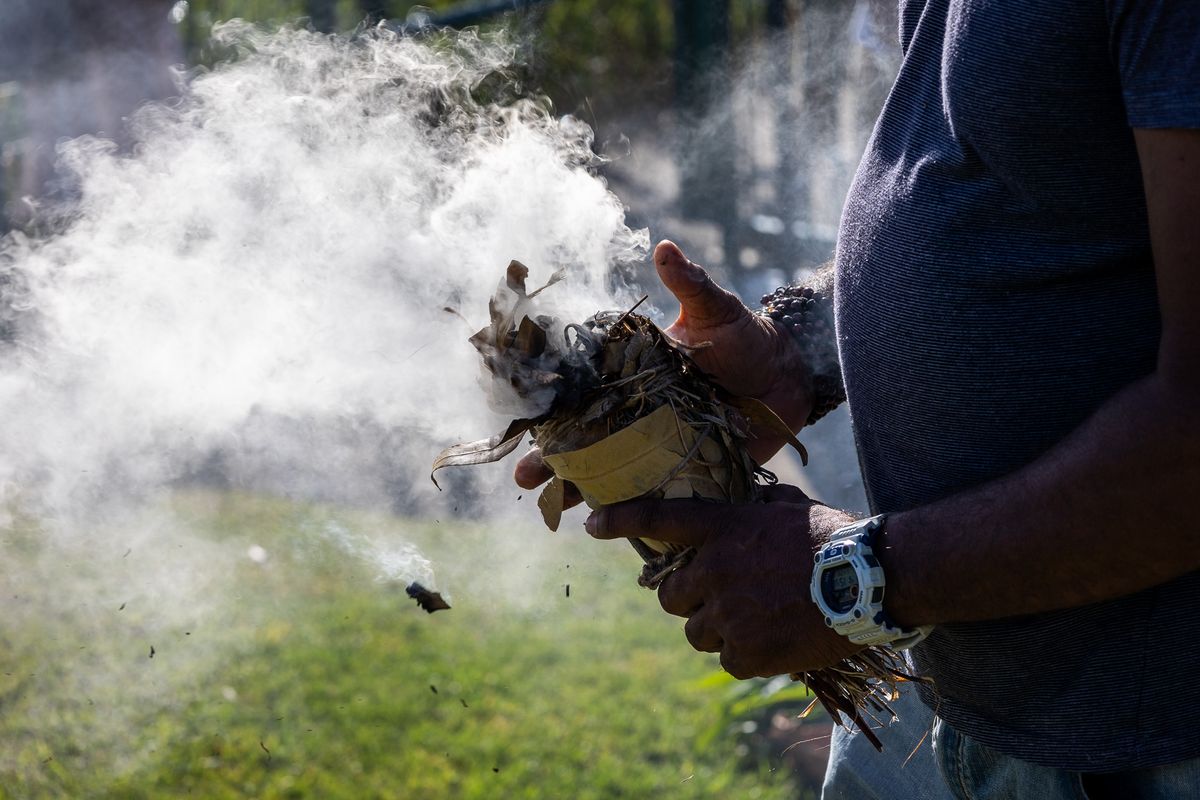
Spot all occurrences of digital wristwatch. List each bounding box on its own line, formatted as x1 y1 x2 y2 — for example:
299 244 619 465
810 514 933 649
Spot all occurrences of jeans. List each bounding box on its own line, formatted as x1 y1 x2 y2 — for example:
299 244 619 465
822 684 1200 800
821 683 954 800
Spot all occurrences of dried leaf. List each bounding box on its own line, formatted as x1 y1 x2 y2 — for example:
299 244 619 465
579 392 623 426
506 260 530 296
465 262 576 418
727 396 809 465
526 267 567 298
541 405 697 507
470 261 536 362
540 404 751 557
537 476 566 532
473 262 566 356
513 315 547 358
430 418 534 487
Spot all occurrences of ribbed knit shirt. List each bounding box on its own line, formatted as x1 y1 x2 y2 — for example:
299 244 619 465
835 0 1200 772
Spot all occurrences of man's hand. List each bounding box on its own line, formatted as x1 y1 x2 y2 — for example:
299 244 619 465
647 240 813 442
585 484 863 678
514 239 813 498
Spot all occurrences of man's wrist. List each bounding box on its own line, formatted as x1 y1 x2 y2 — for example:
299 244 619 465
760 317 816 432
758 283 845 427
873 510 936 629
810 514 933 648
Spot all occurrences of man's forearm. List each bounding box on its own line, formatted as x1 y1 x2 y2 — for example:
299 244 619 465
879 128 1200 630
879 369 1200 627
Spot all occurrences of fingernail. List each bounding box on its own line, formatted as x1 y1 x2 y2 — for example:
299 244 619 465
655 240 677 266
584 511 599 536
685 263 707 283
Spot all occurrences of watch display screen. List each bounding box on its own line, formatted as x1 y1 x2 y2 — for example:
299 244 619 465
821 565 859 614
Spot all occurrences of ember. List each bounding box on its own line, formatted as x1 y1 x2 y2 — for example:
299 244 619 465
406 583 451 614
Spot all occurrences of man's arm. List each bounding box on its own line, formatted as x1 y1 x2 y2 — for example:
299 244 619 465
882 128 1200 627
586 129 1200 680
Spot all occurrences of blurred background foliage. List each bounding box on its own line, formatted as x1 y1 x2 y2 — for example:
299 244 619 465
1 0 898 298
177 0 777 112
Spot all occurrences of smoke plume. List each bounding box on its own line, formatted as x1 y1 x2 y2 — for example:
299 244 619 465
0 22 647 529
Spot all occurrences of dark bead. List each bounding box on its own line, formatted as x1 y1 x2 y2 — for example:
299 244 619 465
760 283 844 427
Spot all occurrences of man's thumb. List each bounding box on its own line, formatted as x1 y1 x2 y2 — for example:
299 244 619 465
654 240 745 327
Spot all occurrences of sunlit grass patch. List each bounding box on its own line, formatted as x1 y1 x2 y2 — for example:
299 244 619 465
0 491 814 799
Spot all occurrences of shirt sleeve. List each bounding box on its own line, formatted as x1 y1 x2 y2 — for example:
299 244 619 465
1106 1 1200 129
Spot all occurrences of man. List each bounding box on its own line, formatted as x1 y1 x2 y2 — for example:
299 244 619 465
519 1 1199 796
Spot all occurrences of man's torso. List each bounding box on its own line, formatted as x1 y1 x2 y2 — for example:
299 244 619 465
835 0 1198 772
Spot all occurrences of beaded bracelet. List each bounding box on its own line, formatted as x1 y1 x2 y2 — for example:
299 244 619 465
759 285 846 427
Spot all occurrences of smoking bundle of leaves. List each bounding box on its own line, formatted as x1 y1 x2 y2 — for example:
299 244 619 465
432 262 915 749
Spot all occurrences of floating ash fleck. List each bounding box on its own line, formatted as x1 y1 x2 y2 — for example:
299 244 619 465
246 544 268 564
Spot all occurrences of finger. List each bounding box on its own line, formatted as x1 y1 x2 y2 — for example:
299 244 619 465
658 565 705 617
654 240 747 329
515 449 584 508
719 647 759 681
683 607 723 653
561 481 583 509
760 483 813 504
585 497 724 549
514 447 553 489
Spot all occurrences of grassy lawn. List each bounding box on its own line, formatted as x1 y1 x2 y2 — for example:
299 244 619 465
0 491 823 798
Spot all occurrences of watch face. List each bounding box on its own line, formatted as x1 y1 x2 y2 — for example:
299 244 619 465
821 564 859 615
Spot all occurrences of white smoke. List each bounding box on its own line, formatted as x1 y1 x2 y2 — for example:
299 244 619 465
0 22 647 524
317 518 436 589
0 30 647 774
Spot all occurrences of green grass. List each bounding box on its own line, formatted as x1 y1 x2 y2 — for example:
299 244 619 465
0 491 816 799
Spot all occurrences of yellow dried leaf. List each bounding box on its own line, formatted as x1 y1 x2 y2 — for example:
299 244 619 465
538 476 566 532
541 405 696 507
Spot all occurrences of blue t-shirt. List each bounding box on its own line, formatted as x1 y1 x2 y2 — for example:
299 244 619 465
836 0 1200 772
